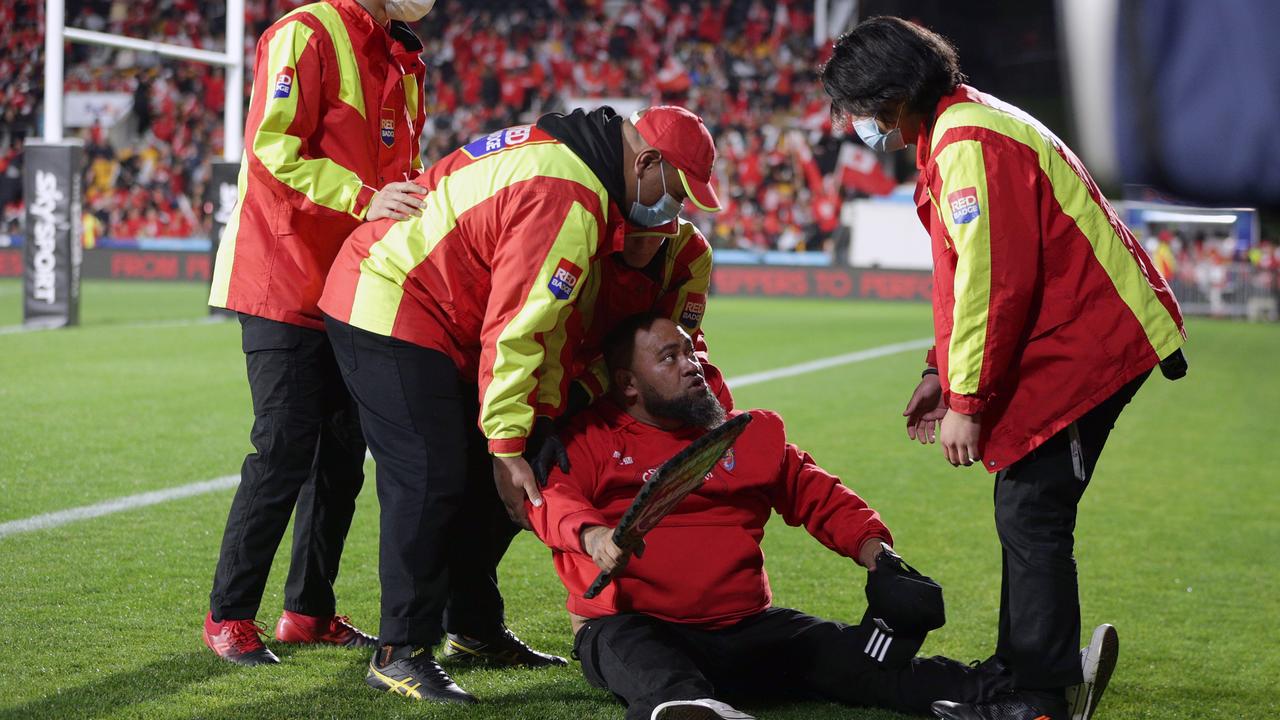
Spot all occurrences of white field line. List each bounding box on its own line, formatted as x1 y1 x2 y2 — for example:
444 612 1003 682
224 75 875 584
0 336 932 540
726 337 933 388
0 315 231 336
0 475 239 539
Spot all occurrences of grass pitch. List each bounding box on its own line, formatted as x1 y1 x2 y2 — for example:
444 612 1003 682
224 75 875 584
1 279 1276 719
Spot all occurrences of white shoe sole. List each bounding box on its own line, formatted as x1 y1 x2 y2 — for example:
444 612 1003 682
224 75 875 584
1070 623 1119 720
652 699 756 720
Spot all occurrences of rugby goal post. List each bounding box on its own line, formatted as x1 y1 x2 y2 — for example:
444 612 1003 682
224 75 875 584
25 0 245 328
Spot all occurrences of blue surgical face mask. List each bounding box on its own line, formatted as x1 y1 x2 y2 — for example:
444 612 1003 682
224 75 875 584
853 106 906 153
629 160 683 227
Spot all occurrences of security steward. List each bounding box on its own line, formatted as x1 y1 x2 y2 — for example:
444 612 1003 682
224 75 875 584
203 0 433 666
318 105 724 702
820 17 1186 720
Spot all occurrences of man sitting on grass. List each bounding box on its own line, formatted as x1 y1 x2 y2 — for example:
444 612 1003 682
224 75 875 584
527 314 1117 720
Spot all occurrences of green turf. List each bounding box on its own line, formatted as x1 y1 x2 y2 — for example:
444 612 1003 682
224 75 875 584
1 279 1276 719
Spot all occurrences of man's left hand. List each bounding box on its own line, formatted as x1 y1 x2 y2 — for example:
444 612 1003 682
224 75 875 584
939 410 982 467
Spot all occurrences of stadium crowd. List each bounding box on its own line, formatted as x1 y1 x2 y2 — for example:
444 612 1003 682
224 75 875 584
0 0 898 252
1149 231 1280 317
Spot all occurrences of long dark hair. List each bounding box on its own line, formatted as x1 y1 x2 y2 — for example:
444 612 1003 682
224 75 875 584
819 16 965 122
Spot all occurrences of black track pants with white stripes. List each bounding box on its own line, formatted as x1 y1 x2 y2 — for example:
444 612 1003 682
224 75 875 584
574 609 1014 719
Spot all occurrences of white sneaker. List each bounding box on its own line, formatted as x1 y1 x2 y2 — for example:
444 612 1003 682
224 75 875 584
651 698 756 720
1067 623 1119 720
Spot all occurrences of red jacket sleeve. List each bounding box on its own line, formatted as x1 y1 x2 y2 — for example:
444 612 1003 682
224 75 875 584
244 18 373 220
479 190 602 456
931 138 1040 415
764 412 892 560
527 422 609 553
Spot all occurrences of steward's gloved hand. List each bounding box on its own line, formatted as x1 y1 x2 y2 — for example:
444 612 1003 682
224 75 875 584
526 416 570 488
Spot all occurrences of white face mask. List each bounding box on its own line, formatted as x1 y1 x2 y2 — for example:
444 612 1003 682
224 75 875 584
385 0 435 22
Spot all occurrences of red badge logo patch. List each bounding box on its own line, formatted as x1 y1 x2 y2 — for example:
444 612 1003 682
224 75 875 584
679 293 706 329
547 258 583 300
947 187 980 225
273 67 295 99
380 108 395 148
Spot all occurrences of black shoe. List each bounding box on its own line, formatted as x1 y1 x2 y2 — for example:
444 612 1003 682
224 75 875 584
441 626 568 667
365 645 477 703
932 691 1068 720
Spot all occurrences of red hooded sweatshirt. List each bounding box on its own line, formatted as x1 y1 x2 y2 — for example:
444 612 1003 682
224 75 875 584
528 403 892 629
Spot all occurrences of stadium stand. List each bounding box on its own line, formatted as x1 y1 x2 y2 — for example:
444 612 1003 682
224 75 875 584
1 0 898 253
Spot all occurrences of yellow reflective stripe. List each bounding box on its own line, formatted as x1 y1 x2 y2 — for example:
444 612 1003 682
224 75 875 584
208 155 252 308
584 357 610 397
541 259 601 410
676 167 718 213
934 140 992 395
403 76 422 171
671 229 713 328
253 20 365 216
403 74 418 122
347 220 415 335
482 203 600 442
346 142 607 334
932 100 1183 360
295 2 365 117
534 284 578 412
923 187 950 250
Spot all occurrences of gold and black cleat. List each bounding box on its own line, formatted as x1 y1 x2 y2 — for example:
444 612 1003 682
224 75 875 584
365 644 477 704
441 626 568 668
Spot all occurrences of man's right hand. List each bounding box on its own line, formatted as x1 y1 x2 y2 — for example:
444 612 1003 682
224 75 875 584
366 181 426 221
580 525 632 574
903 372 946 444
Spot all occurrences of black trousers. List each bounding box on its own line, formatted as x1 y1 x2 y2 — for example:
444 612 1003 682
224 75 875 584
209 315 367 621
993 371 1150 690
325 316 519 647
575 609 1013 720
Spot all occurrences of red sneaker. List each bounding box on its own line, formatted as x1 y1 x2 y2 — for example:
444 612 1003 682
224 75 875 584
202 612 280 666
274 610 378 648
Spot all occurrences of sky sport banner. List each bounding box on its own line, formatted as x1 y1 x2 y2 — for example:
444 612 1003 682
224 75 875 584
206 160 240 317
23 142 84 328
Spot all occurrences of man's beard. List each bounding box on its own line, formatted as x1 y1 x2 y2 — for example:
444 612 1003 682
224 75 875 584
642 383 726 429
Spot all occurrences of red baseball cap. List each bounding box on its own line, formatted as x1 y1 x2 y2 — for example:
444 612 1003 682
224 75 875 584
630 106 722 213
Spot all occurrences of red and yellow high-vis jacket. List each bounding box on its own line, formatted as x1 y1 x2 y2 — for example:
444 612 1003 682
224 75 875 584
319 124 627 456
568 219 731 410
915 85 1186 471
209 0 427 329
